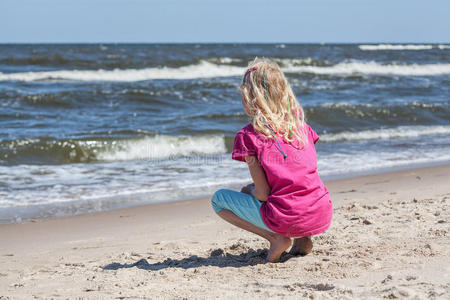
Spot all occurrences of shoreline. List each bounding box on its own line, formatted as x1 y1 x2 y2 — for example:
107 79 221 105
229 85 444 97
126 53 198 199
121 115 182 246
1 163 449 298
2 160 450 225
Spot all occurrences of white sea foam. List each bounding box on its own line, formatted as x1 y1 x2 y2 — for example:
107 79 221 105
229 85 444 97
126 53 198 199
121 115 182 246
283 61 450 76
359 44 435 51
318 149 450 178
321 125 450 143
95 134 227 161
1 60 449 82
0 61 243 82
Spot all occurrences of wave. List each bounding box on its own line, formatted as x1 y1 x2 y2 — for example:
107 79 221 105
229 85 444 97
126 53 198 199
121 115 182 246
283 61 450 76
277 58 330 67
97 135 226 161
306 102 449 127
359 44 450 51
1 135 227 165
1 60 449 82
320 125 450 142
0 61 243 82
207 57 242 64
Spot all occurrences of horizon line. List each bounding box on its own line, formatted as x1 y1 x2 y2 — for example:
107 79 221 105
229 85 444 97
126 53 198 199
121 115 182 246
1 41 449 45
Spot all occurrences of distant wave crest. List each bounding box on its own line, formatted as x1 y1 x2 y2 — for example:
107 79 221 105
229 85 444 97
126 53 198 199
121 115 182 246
359 44 450 51
283 61 450 76
0 61 243 82
1 60 449 82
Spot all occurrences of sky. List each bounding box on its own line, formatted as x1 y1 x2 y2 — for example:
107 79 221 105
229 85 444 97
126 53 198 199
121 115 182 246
1 0 449 43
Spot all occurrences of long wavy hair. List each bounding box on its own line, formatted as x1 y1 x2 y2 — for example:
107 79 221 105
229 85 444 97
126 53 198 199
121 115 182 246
239 57 307 147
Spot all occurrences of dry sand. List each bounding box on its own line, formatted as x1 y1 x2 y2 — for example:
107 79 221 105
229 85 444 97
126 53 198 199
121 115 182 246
0 164 449 299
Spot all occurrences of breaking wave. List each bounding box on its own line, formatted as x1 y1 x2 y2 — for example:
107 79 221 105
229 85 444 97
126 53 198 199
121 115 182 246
2 60 450 82
1 135 227 165
283 61 450 76
0 61 243 82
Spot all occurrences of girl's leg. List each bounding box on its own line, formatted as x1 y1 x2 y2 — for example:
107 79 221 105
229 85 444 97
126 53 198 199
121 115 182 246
289 236 313 256
216 209 291 263
211 189 291 263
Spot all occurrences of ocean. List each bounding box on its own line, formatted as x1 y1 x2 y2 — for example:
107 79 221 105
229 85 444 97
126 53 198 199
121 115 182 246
0 43 449 223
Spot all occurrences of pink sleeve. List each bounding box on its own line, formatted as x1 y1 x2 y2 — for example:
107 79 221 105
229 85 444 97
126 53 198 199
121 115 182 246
308 124 320 144
232 130 257 162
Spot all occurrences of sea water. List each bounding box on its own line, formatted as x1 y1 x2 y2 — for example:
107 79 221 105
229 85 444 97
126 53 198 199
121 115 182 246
0 43 449 223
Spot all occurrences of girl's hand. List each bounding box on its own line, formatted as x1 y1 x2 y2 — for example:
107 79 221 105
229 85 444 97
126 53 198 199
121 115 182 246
240 183 255 195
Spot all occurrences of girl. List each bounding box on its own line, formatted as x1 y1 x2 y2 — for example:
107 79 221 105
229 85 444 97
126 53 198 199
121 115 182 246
211 58 332 263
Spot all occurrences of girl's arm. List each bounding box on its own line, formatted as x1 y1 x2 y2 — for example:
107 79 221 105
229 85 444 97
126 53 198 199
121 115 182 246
244 156 271 201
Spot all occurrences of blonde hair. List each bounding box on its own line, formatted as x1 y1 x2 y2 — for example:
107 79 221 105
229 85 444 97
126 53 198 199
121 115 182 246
239 57 307 147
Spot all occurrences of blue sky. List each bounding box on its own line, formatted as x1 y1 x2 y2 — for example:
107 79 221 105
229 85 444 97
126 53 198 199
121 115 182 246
1 0 449 43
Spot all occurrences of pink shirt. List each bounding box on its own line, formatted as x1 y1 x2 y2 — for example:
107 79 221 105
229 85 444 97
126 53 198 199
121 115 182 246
232 123 332 237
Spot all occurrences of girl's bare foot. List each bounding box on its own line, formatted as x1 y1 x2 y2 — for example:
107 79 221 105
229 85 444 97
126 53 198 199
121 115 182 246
289 236 313 256
267 235 292 263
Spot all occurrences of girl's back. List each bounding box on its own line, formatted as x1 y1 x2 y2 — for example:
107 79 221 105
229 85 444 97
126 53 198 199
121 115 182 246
232 122 331 237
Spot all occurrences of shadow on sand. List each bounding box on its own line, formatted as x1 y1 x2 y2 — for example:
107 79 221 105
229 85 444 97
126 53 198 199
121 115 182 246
103 247 298 271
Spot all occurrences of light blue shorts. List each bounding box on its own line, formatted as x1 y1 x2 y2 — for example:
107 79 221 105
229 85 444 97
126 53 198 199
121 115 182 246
211 189 274 232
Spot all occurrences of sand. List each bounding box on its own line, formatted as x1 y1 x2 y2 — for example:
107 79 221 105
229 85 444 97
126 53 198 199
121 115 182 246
0 164 449 299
